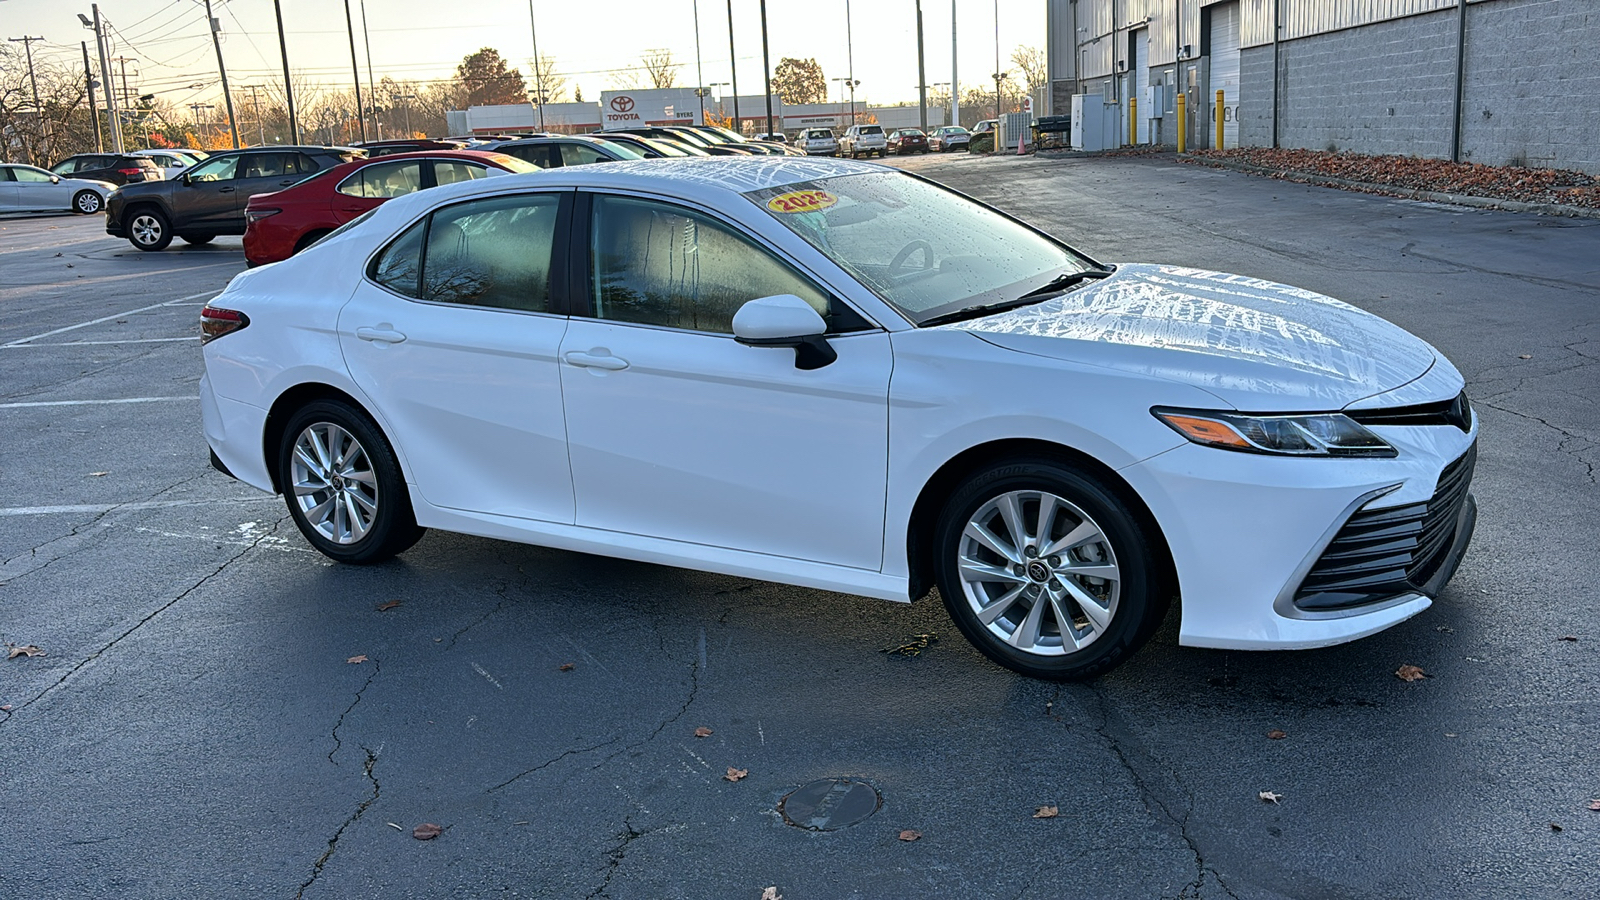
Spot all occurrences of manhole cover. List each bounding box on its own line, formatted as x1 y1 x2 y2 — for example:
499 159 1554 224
778 778 882 831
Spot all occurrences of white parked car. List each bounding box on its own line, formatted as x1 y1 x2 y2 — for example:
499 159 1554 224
199 158 1478 680
130 149 202 180
798 128 839 156
0 163 116 214
839 124 887 159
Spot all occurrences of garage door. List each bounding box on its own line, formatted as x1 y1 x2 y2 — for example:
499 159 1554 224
1134 29 1150 144
1209 1 1240 149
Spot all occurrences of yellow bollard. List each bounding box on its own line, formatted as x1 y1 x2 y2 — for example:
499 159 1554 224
1176 92 1186 153
1215 89 1225 149
1129 97 1138 146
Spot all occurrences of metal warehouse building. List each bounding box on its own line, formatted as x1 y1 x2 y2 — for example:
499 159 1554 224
1046 0 1600 172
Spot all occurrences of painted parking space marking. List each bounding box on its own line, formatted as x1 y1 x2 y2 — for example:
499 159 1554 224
2 337 197 348
0 396 195 408
0 497 278 517
2 291 216 347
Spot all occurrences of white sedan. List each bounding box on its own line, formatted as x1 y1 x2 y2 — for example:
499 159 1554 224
198 158 1478 679
0 163 116 214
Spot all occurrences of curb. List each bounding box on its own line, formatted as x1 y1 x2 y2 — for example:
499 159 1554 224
1177 154 1600 220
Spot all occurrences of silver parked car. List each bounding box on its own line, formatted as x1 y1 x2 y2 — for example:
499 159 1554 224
0 163 115 214
798 128 839 156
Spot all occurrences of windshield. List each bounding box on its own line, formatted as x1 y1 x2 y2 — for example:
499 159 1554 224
747 172 1097 324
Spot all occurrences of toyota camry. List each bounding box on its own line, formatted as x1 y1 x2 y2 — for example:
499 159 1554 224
198 158 1477 680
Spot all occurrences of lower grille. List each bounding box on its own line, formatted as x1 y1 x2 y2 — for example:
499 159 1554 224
1294 445 1477 611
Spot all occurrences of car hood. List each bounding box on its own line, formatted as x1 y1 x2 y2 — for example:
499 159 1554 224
951 264 1438 411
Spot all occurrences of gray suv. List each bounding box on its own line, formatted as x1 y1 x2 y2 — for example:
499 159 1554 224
106 146 362 251
838 124 887 159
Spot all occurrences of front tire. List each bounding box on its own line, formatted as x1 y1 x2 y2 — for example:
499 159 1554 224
126 207 172 251
73 190 103 214
277 400 424 564
932 459 1169 680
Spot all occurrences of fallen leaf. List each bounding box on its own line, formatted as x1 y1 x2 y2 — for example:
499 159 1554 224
1258 791 1282 804
761 889 783 900
1395 664 1427 682
6 645 45 659
386 822 403 831
376 600 401 611
693 726 713 738
724 767 749 782
412 822 442 840
1032 805 1058 819
1518 354 1532 359
1 704 12 711
1588 800 1600 811
898 829 922 841
1267 729 1287 740
89 471 109 477
882 632 938 657
1550 823 1563 832
558 662 575 672
346 654 368 664
1558 636 1578 642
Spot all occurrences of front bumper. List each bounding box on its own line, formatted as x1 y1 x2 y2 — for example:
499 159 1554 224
1121 422 1478 650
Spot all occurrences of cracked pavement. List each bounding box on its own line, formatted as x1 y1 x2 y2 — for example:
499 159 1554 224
2 156 1597 899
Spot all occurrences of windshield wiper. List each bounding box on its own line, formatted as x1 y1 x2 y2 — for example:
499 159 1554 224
917 268 1113 328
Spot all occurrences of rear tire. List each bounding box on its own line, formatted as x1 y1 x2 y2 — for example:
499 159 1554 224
126 207 172 251
277 399 424 564
932 458 1170 680
293 230 332 255
73 190 102 214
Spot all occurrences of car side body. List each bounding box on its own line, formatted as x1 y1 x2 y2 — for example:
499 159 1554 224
50 153 162 186
0 164 116 214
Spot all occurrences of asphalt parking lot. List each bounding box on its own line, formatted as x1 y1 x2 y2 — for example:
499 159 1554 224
3 154 1597 899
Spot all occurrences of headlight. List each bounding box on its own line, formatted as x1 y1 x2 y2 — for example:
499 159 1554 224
1152 408 1397 458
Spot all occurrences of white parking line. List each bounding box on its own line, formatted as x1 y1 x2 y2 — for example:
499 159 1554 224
0 497 277 517
2 291 216 347
0 396 195 408
2 337 197 347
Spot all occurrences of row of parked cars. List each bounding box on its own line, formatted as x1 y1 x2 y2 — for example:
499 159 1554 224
797 123 978 158
0 147 213 216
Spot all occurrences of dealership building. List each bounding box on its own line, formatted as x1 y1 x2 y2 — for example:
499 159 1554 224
1046 0 1600 172
446 88 946 137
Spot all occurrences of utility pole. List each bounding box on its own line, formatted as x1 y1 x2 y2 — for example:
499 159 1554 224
527 0 545 130
692 0 705 123
360 0 379 140
846 0 856 126
343 0 367 142
758 0 774 138
273 0 300 144
82 41 104 152
244 84 267 144
993 0 1000 121
112 56 137 148
951 1 959 127
90 6 122 152
915 1 928 132
7 35 48 163
202 0 240 148
725 0 740 131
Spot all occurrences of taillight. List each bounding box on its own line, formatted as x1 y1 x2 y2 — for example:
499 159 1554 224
118 167 142 176
245 207 281 222
200 306 249 344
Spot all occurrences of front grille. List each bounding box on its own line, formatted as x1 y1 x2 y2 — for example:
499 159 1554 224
1293 445 1477 611
1347 391 1473 432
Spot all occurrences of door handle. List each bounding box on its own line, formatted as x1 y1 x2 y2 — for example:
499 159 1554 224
355 326 407 344
563 350 629 371
219 186 235 193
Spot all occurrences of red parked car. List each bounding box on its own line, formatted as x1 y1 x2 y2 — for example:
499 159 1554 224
886 128 930 155
242 150 537 266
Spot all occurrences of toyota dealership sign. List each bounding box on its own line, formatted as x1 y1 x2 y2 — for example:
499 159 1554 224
599 89 704 128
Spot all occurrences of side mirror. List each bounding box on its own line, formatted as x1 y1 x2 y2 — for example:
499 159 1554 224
733 295 836 370
50 175 60 184
180 173 192 185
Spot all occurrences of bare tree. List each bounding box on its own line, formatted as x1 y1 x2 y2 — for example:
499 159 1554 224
1 44 87 164
1011 45 1047 93
528 56 569 104
640 49 680 90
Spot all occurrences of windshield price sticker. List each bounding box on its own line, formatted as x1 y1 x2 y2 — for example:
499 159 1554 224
767 190 838 214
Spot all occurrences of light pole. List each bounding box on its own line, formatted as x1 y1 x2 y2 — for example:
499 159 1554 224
845 0 856 125
81 8 122 152
725 0 740 131
758 0 774 138
343 0 366 142
273 0 299 144
527 0 545 130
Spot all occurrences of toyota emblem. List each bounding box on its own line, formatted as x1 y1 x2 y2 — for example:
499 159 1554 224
610 96 635 112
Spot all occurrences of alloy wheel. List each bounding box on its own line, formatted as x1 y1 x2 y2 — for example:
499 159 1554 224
289 422 379 545
956 489 1121 656
130 214 163 246
76 192 101 213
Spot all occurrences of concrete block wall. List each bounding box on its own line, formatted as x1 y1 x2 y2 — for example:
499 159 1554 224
1460 0 1600 171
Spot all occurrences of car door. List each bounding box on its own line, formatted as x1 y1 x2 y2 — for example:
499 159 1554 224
232 152 314 221
12 166 67 211
332 158 426 222
172 154 245 228
558 192 892 570
337 189 577 522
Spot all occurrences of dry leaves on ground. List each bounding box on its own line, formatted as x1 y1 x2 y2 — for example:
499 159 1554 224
1032 805 1058 819
724 767 749 782
898 829 922 841
346 654 368 664
558 663 575 672
881 632 938 657
6 645 45 659
760 889 782 900
693 726 713 738
1258 791 1283 804
1550 823 1563 832
412 823 442 840
1395 664 1427 682
1267 729 1288 740
376 600 401 611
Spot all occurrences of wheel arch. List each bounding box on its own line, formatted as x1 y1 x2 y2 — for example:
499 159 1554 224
120 199 168 229
903 438 1178 606
262 382 400 494
294 229 333 255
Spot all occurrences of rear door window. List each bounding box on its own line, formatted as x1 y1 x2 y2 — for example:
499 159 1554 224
338 160 424 198
431 160 490 185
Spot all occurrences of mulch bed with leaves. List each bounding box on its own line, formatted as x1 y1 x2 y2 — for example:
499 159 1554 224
1183 148 1600 211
